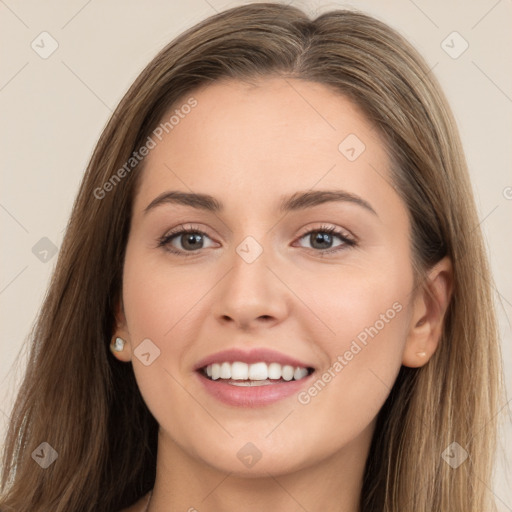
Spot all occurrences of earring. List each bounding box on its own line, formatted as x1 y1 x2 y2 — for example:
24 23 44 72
111 336 126 353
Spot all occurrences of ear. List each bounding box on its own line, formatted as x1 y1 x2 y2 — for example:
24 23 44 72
110 296 132 362
402 256 453 368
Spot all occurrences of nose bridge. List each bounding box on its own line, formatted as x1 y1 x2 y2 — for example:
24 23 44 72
231 236 269 293
212 233 288 328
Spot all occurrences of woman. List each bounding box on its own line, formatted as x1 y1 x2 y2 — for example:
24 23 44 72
0 3 504 511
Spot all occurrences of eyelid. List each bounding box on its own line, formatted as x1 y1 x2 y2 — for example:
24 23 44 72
295 223 356 242
160 223 211 240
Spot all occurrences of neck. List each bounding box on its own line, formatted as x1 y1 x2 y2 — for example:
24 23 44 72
148 421 375 512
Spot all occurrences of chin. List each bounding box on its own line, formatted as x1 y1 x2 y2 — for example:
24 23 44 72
193 440 315 477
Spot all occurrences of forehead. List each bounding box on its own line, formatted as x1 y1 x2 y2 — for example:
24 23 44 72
133 77 395 215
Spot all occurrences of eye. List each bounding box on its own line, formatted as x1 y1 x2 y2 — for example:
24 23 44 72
295 225 356 254
157 223 356 257
157 225 216 256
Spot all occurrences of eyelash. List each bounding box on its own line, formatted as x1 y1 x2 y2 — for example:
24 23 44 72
156 223 357 257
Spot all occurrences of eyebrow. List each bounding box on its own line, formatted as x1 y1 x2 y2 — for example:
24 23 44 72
143 189 377 216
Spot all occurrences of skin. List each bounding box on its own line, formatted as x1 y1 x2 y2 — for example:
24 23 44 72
114 77 452 512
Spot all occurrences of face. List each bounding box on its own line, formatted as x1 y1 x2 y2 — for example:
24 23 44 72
115 77 419 476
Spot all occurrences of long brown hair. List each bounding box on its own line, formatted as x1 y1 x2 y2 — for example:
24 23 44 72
0 3 504 511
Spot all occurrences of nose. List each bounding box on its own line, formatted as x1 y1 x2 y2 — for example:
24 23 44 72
212 244 289 331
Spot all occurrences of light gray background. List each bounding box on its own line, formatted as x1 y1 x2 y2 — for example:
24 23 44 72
1 0 510 508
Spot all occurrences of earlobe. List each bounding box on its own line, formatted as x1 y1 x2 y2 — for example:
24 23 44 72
110 299 132 362
109 335 132 362
110 336 126 353
402 256 453 368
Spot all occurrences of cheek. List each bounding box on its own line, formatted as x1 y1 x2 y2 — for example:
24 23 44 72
314 264 412 359
293 243 413 350
293 257 413 435
121 247 204 352
120 246 213 426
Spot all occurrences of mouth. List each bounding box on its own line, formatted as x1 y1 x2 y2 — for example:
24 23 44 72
195 361 316 407
199 361 315 386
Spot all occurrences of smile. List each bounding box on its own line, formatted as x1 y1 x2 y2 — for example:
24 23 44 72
202 361 313 384
193 347 317 406
196 363 317 407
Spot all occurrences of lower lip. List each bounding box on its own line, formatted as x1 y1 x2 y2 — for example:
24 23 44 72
195 370 315 407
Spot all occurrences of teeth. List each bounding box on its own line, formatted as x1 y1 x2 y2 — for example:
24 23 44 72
231 362 248 380
220 362 231 379
204 361 311 382
268 362 281 379
294 367 309 380
282 365 294 381
248 362 268 380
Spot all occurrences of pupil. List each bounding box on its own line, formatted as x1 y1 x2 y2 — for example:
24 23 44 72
183 233 202 250
312 232 332 249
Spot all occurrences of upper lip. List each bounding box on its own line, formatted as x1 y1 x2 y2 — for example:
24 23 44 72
193 348 315 371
